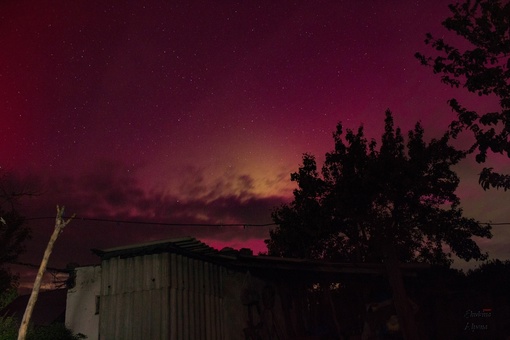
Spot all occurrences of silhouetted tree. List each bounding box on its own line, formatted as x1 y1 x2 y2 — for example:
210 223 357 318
266 110 492 267
0 172 33 292
0 209 29 291
416 0 510 190
466 259 510 294
267 111 495 339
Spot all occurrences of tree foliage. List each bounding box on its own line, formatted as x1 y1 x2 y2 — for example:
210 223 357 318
266 111 492 266
0 172 33 292
0 287 17 310
0 209 30 293
466 259 510 294
415 0 510 190
0 317 86 340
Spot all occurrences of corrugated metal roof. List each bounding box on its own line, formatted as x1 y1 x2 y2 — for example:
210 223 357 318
230 254 430 275
92 236 218 260
92 236 429 276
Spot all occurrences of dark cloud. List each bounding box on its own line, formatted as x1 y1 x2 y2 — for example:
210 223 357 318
13 162 288 279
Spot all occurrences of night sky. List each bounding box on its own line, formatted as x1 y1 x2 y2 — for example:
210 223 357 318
2 1 509 289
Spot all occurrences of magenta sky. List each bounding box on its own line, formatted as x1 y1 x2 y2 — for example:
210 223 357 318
2 1 509 289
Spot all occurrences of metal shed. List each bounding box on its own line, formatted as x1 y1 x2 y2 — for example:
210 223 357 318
80 237 429 339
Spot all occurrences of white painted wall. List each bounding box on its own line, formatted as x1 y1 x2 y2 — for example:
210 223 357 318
65 265 101 340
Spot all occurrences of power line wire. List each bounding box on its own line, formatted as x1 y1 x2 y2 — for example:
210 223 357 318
24 216 277 227
23 216 510 226
9 261 69 273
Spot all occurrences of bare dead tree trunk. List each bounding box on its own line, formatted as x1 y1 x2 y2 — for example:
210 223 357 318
17 205 75 340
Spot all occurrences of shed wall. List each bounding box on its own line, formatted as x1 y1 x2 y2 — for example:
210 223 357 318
99 253 225 340
66 265 101 340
